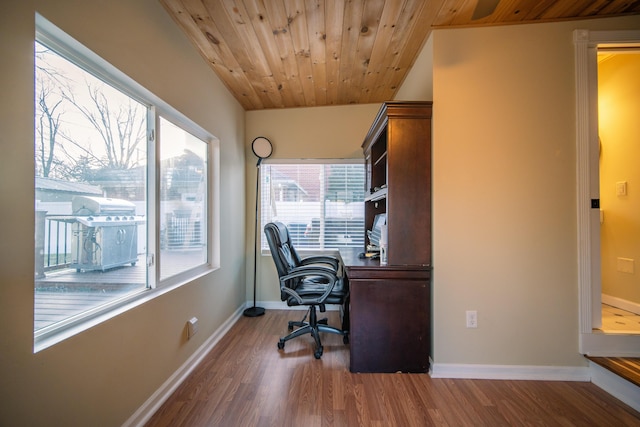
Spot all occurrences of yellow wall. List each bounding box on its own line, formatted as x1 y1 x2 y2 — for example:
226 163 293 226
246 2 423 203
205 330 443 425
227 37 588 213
0 0 246 425
429 16 640 366
599 53 640 306
245 104 380 302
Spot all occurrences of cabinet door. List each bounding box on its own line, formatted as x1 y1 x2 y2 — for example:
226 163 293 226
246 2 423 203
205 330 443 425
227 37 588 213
386 116 431 266
349 276 430 373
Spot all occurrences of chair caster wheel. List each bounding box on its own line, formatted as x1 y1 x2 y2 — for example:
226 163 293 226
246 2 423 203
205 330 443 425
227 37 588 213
277 340 285 350
314 346 323 359
343 334 349 344
287 322 294 331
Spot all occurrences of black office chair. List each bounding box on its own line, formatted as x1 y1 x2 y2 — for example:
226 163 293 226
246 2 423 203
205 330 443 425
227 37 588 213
264 221 349 359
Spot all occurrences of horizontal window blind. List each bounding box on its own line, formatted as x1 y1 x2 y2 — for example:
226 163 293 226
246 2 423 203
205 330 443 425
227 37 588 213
260 162 365 251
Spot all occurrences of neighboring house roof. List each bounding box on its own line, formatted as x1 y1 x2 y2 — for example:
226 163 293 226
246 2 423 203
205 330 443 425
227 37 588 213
269 167 309 196
90 166 145 184
35 176 102 195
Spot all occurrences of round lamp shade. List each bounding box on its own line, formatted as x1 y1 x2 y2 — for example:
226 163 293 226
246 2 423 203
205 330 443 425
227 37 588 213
252 136 273 159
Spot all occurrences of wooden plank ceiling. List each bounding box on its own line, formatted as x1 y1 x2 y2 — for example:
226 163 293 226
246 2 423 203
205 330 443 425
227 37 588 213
160 0 640 110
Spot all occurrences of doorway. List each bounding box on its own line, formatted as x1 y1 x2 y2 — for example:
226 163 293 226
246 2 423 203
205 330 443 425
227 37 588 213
597 49 640 335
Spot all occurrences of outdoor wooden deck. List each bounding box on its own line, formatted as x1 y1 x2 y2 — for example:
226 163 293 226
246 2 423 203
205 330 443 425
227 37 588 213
35 264 145 330
35 248 207 330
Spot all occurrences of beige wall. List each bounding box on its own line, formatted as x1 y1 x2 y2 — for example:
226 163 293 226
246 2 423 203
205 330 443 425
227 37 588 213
0 1 246 425
394 33 433 101
245 104 380 302
599 53 640 306
430 16 640 367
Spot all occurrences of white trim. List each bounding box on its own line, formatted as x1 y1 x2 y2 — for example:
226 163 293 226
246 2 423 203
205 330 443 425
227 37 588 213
574 29 600 335
429 361 640 412
430 363 590 382
122 304 245 427
602 294 640 315
589 361 640 412
580 333 640 357
574 29 640 354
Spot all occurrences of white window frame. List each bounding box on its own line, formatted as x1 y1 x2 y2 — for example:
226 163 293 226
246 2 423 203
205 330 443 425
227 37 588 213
34 14 219 352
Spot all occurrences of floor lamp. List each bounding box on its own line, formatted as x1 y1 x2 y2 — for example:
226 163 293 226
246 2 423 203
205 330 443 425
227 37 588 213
243 136 272 317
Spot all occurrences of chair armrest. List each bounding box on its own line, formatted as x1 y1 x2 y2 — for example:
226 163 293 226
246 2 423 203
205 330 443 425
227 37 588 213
279 268 338 306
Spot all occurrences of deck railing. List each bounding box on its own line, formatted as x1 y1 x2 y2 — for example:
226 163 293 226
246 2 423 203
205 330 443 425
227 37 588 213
38 215 75 273
36 210 204 278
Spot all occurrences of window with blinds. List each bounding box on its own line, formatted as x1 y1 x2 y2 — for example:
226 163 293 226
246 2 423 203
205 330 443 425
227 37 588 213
260 162 365 251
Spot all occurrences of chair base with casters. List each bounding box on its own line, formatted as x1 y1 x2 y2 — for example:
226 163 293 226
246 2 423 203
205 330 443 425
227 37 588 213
277 304 349 359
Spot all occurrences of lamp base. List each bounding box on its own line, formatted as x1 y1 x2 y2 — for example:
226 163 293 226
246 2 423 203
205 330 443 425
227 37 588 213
243 306 265 317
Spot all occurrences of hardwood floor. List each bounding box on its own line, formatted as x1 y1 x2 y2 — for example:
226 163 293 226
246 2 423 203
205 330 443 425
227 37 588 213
145 310 640 426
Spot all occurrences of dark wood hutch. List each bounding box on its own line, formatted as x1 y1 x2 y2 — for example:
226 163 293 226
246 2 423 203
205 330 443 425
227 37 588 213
341 101 432 373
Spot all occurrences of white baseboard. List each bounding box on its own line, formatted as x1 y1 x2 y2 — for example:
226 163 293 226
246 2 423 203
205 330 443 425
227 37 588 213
581 332 640 356
602 294 640 315
430 362 640 412
430 363 590 381
589 361 640 412
123 304 245 427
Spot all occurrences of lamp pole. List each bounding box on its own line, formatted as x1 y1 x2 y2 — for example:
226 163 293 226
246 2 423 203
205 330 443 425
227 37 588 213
244 137 272 317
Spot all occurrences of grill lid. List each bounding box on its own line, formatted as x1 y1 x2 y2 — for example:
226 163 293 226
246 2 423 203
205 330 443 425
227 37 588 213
72 196 137 216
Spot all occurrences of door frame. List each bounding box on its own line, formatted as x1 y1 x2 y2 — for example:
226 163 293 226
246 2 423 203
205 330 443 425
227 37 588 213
574 29 640 356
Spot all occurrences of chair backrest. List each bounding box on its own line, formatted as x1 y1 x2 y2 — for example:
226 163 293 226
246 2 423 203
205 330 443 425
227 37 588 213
267 220 311 271
264 222 302 299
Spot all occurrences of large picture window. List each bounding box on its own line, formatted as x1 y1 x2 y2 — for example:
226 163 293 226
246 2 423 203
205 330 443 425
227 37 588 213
34 15 217 350
260 162 365 251
159 117 208 280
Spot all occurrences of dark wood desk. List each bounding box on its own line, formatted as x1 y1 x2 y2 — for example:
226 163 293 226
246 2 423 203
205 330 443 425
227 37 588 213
339 248 431 373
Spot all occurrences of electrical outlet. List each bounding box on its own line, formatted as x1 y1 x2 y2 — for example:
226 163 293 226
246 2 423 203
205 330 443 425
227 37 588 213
466 310 478 328
187 317 199 338
616 181 627 196
617 257 634 274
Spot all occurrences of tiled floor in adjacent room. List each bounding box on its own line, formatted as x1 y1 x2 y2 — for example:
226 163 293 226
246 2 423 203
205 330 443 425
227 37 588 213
601 304 640 334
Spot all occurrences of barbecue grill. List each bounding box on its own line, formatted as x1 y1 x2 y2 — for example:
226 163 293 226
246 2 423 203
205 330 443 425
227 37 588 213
71 196 145 272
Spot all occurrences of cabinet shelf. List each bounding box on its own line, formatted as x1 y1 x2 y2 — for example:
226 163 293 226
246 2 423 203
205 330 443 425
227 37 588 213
365 187 387 202
373 151 387 166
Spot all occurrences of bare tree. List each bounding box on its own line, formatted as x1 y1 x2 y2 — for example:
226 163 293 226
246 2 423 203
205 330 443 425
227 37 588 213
35 44 69 179
35 80 63 178
35 41 146 184
61 81 146 171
